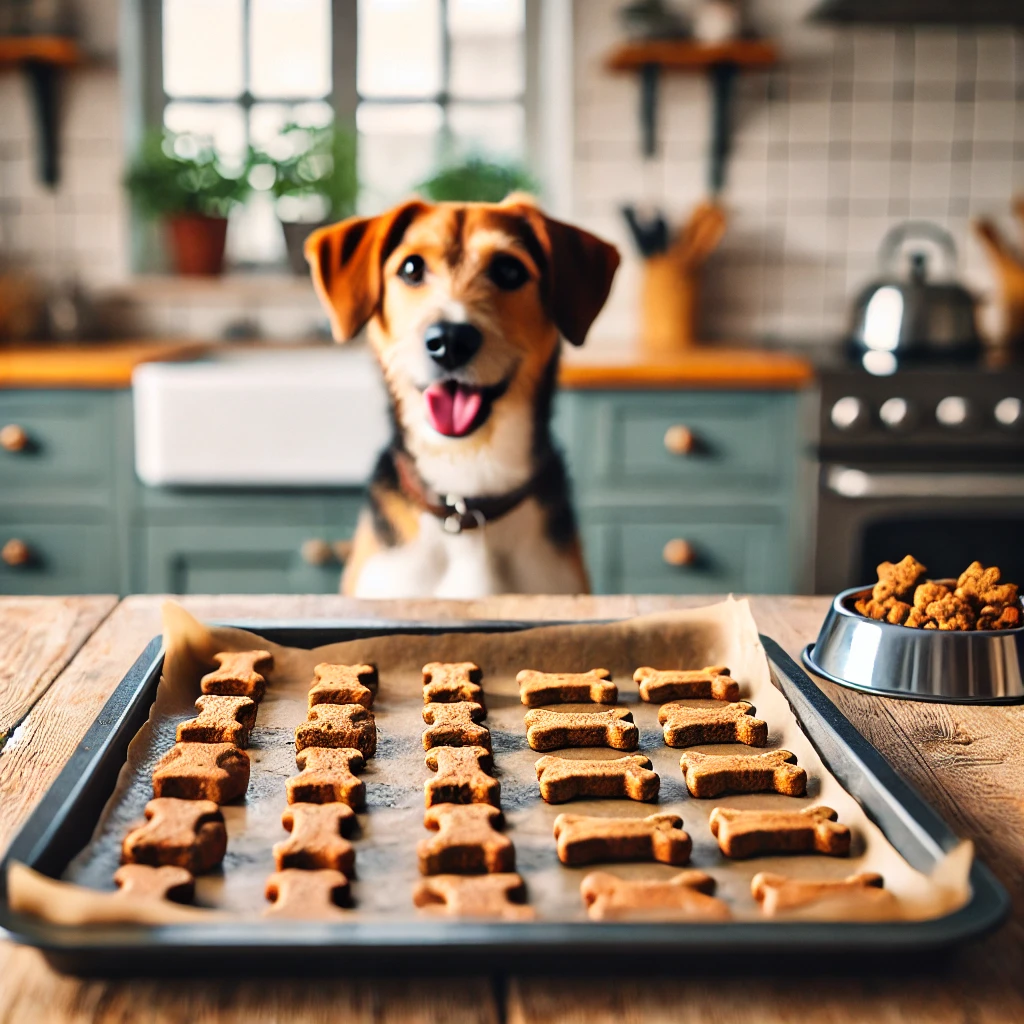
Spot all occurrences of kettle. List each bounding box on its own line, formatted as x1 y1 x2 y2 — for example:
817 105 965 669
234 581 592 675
848 222 982 365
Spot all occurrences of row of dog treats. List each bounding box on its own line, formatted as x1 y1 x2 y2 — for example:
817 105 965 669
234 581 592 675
517 667 891 921
265 663 378 919
115 650 270 905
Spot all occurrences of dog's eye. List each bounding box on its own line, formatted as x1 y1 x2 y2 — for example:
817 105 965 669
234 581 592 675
398 254 426 285
488 254 529 291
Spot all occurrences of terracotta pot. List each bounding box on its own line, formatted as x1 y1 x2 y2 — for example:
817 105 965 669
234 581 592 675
166 214 228 276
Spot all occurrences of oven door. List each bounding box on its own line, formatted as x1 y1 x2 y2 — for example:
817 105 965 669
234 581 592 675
814 463 1024 594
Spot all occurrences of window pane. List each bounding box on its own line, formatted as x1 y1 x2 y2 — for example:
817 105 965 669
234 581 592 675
249 0 331 99
358 0 442 99
163 0 244 99
250 101 333 155
164 102 248 166
357 102 442 207
448 102 523 159
448 0 524 99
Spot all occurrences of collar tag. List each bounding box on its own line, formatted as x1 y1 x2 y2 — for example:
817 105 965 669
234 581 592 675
443 495 486 534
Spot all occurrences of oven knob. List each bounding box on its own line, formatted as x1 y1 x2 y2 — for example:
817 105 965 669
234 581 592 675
994 397 1022 428
879 397 911 429
830 396 866 431
936 395 970 427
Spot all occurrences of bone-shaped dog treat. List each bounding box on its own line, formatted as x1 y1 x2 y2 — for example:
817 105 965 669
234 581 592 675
273 802 357 874
524 707 639 752
535 754 660 804
634 665 738 703
424 746 500 807
422 702 490 750
286 747 366 807
413 873 535 920
553 812 692 866
263 868 350 919
121 797 227 873
679 749 806 798
709 806 851 859
752 871 889 917
176 694 258 748
200 650 273 702
308 662 377 709
658 700 767 748
422 662 485 709
580 870 731 922
418 803 514 875
295 703 377 756
152 742 251 803
113 864 195 904
517 669 616 707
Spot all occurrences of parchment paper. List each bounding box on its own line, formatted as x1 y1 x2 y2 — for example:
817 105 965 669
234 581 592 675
52 598 969 923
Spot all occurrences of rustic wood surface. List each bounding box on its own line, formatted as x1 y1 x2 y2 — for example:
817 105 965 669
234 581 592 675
1 594 1022 1023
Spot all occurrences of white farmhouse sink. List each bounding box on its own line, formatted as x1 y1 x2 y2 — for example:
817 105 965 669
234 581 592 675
133 346 391 486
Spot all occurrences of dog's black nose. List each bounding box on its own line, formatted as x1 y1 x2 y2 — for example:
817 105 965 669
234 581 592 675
424 321 482 371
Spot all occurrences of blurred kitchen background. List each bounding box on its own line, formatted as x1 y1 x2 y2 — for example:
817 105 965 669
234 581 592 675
1 0 1023 598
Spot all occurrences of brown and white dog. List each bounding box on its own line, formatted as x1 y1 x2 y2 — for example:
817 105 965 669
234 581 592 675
305 194 620 599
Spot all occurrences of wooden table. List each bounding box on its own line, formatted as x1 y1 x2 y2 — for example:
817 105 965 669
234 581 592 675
1 594 1022 1022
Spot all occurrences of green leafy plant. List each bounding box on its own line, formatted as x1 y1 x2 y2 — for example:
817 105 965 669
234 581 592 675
124 130 253 220
263 123 359 222
417 155 539 203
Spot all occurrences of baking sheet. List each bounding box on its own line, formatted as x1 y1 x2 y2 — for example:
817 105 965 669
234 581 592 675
55 598 969 923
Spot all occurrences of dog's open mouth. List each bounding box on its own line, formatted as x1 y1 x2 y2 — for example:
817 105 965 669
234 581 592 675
423 379 507 438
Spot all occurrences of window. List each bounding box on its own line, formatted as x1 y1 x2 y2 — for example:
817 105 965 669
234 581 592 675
147 0 529 269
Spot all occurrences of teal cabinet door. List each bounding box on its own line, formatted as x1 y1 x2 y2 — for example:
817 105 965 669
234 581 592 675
0 515 117 594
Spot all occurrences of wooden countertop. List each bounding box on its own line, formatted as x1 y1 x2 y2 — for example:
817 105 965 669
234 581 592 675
1 594 1021 1022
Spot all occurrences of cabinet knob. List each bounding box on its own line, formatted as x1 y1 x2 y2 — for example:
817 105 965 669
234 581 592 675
663 425 695 455
2 538 32 567
0 424 30 453
301 538 353 566
662 538 695 567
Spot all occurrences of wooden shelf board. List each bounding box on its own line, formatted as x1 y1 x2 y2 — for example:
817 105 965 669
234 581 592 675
0 35 82 67
606 38 778 72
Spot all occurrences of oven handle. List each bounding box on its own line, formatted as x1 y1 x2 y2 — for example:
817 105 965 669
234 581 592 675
825 466 1024 499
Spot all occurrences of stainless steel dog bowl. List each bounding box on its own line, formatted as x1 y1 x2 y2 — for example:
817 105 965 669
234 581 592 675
802 585 1024 703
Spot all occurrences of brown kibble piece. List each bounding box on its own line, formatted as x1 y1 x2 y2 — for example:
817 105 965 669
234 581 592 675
679 749 806 798
200 650 273 703
152 742 250 803
535 754 660 804
980 604 1022 630
634 666 739 703
263 868 350 919
422 662 484 709
422 702 490 751
413 873 534 920
553 812 692 866
658 700 767 748
418 803 513 875
308 662 376 709
580 870 730 922
121 797 226 874
113 864 195 904
517 668 616 707
905 607 933 628
709 805 851 859
273 802 357 874
424 746 500 807
176 694 258 747
752 871 890 917
286 747 365 807
524 707 638 752
885 600 913 625
956 561 1003 600
295 704 377 756
872 555 927 602
913 582 949 612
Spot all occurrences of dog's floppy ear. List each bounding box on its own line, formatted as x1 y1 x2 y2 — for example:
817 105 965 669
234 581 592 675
504 195 620 346
305 199 430 341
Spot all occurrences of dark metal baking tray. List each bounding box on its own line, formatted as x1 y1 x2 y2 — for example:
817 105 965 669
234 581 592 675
0 621 1010 977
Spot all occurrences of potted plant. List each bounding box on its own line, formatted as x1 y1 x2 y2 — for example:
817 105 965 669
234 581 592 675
416 155 539 203
263 123 359 275
124 130 253 275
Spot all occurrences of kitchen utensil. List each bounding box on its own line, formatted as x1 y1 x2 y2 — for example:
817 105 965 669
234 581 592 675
973 198 1024 350
848 222 982 364
803 586 1024 703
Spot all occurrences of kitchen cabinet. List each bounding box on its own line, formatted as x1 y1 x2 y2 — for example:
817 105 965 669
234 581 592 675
0 386 808 596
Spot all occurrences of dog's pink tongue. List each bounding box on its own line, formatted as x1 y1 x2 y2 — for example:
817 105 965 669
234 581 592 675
424 383 482 437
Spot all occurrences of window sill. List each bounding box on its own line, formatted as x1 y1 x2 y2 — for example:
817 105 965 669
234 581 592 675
107 273 319 305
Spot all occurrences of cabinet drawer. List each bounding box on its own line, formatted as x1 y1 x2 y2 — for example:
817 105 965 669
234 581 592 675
0 517 117 594
573 392 796 496
0 392 115 497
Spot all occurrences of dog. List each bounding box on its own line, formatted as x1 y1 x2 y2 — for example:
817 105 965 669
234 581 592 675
305 194 620 599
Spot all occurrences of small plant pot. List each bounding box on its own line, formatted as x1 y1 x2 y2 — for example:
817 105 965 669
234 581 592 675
166 214 229 275
280 219 328 276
